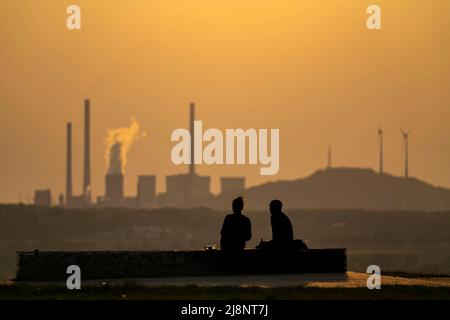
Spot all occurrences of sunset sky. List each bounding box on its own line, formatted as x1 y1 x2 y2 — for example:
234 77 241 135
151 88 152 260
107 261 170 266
0 0 449 203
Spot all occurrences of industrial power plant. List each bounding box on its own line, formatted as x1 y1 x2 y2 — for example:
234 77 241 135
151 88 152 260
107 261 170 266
32 99 415 209
33 100 245 208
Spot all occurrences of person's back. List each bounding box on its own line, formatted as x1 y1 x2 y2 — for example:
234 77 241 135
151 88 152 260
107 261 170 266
271 211 294 243
220 197 252 252
270 200 294 246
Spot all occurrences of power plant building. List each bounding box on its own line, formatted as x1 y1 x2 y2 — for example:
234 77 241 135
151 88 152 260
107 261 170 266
220 177 245 196
163 103 212 206
34 189 51 207
137 175 156 207
165 174 211 206
60 99 245 209
191 175 211 199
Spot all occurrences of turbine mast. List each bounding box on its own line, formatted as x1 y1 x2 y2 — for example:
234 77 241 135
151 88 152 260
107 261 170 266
400 128 410 178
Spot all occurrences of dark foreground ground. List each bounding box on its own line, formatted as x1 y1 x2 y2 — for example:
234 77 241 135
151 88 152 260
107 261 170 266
1 283 450 300
2 272 450 300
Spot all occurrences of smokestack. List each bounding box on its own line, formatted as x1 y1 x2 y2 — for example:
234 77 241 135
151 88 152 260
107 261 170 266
66 122 73 205
404 135 409 178
83 99 91 202
378 128 384 174
327 144 332 169
189 102 196 176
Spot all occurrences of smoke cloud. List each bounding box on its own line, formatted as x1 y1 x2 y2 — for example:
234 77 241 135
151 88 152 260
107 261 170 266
104 117 143 174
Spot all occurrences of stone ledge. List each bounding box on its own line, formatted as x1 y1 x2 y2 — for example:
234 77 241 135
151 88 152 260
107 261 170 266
16 249 347 281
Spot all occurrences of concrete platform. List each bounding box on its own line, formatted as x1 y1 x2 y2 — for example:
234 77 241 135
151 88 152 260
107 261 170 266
16 248 347 281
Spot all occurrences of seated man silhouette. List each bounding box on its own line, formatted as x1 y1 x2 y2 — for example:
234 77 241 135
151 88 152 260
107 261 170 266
220 197 252 252
270 199 293 246
257 199 307 251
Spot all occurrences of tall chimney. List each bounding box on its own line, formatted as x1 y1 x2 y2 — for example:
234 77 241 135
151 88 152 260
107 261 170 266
66 122 73 205
327 144 332 169
404 135 409 179
189 102 196 176
83 99 91 202
378 128 384 174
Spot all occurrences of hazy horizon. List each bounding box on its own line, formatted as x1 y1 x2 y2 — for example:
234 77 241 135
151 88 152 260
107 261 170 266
1 0 450 203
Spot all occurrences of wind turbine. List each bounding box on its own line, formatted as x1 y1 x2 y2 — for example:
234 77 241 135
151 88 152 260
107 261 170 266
400 128 411 178
378 127 384 174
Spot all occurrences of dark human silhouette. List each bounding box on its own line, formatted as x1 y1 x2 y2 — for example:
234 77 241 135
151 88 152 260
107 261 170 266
256 199 307 251
270 199 294 245
220 197 252 252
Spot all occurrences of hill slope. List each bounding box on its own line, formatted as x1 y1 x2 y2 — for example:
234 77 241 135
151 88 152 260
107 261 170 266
243 168 450 211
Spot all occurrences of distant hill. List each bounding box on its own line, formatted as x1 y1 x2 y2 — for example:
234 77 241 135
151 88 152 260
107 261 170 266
242 168 450 211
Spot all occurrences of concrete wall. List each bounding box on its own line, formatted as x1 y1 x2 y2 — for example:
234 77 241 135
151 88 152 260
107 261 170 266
16 249 347 281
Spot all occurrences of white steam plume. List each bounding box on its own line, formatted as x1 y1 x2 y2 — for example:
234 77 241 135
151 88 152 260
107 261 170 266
104 117 144 174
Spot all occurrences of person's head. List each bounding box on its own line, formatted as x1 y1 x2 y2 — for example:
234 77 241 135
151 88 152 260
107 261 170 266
269 199 283 215
232 197 244 213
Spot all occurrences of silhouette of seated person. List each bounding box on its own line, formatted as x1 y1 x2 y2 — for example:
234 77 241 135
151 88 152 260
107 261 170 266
270 199 293 246
257 199 307 251
220 197 252 253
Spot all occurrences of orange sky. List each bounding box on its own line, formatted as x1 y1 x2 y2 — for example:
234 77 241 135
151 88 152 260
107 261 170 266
0 0 449 203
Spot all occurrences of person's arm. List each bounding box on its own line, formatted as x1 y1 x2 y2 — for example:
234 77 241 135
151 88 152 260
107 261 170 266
287 218 294 241
245 218 252 241
220 215 229 237
271 215 276 241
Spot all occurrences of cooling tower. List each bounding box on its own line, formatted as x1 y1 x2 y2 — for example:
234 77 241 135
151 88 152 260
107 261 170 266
105 174 124 205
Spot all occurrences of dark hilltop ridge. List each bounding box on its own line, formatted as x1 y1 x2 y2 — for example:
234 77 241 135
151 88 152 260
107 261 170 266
241 167 450 211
